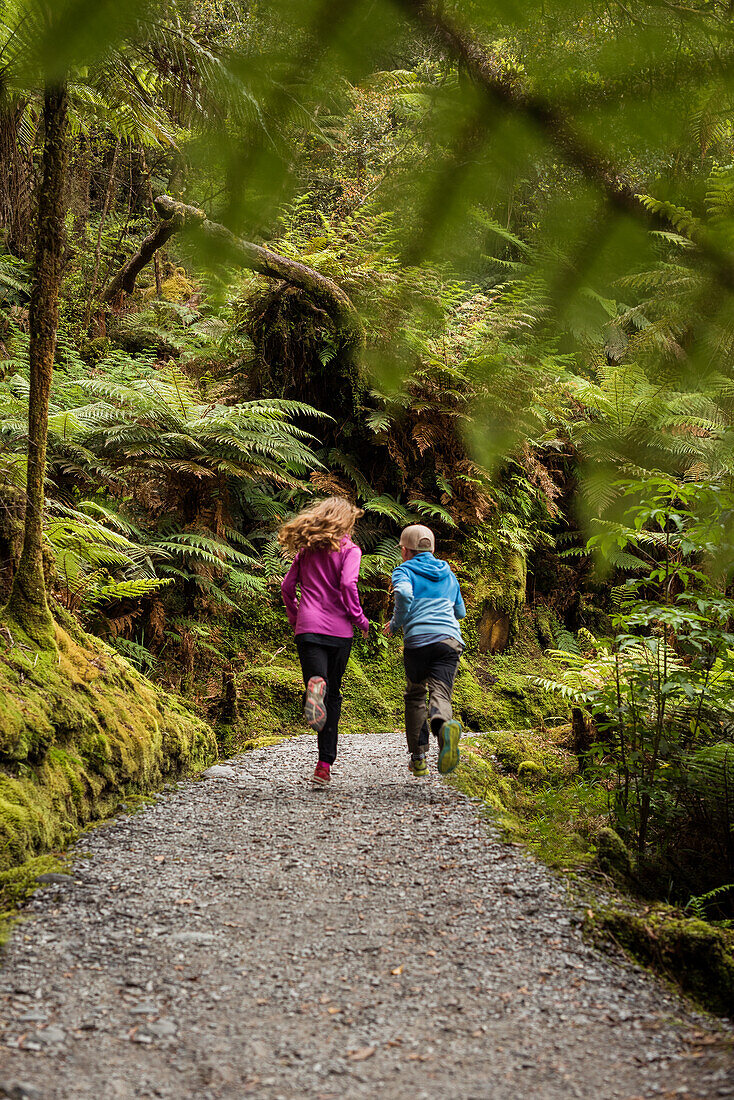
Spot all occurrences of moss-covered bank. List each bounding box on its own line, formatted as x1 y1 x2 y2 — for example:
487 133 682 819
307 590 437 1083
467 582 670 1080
588 906 734 1017
0 614 216 921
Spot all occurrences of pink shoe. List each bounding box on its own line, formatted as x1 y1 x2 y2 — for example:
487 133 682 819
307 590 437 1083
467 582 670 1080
304 676 327 732
312 761 331 788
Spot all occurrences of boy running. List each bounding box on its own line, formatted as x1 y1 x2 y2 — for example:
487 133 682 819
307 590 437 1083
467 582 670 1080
383 524 465 777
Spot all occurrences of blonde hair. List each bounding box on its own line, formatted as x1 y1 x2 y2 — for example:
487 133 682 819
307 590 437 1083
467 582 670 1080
278 496 363 555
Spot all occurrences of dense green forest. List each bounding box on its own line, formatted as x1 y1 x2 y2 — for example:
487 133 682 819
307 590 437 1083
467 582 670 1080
2 0 734 1011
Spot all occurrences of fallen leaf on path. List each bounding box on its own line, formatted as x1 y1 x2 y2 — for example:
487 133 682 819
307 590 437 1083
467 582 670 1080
391 965 404 976
327 1006 340 1015
348 1046 376 1061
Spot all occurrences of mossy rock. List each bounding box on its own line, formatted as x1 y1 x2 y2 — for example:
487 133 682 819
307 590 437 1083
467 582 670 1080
450 727 601 869
79 335 111 366
341 650 401 735
447 740 516 826
595 826 634 882
475 728 575 782
236 662 303 740
0 853 67 944
534 607 557 650
0 616 216 904
141 266 196 303
592 906 734 1016
518 759 546 785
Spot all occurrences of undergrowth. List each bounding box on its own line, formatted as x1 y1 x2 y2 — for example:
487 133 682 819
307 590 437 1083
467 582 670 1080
448 669 734 1017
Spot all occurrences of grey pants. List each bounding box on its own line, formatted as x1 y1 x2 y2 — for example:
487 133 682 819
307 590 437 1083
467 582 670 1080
403 638 462 757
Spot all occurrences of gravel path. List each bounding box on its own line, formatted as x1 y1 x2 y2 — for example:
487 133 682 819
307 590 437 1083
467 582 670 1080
1 731 732 1100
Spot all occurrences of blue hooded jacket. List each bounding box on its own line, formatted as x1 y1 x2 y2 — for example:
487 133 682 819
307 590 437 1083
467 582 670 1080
389 551 466 647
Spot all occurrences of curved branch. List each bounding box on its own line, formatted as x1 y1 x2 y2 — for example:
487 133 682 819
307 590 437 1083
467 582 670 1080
102 201 205 303
103 195 365 367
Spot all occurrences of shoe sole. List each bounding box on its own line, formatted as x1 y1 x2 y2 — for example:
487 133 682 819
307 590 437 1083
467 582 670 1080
437 720 461 774
312 776 330 789
304 676 327 732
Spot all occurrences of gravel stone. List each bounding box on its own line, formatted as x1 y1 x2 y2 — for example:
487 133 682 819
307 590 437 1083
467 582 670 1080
0 731 732 1099
1 1084 44 1100
201 765 236 779
145 1019 177 1037
35 1027 65 1044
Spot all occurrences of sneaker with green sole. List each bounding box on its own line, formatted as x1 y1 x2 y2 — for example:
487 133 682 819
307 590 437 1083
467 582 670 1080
408 756 429 778
437 719 461 774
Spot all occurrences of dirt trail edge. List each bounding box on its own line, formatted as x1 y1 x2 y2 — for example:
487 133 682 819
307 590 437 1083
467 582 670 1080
1 731 732 1100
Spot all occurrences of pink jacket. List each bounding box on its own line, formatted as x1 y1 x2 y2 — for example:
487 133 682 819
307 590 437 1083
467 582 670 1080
281 537 369 638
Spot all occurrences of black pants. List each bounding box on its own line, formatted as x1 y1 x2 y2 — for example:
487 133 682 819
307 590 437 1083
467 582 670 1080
403 639 462 757
295 636 352 764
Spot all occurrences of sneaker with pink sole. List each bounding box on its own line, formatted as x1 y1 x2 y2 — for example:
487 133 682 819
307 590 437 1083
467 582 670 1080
304 676 327 732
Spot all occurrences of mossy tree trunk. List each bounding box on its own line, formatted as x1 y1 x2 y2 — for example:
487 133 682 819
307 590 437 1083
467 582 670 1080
5 85 69 647
472 547 527 654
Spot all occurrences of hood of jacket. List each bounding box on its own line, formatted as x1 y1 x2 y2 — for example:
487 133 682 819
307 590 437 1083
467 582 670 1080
401 551 451 583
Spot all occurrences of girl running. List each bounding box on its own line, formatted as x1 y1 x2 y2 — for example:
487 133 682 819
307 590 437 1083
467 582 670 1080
279 497 369 787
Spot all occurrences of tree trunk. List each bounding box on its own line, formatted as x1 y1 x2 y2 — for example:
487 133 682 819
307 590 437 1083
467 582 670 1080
0 98 35 258
5 85 69 646
83 138 120 331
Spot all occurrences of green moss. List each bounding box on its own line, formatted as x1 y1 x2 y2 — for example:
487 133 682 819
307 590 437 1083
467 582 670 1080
451 723 604 869
341 648 403 734
239 735 287 751
0 615 216 914
141 266 196 303
518 759 546 784
458 540 527 652
453 652 562 732
534 607 556 649
0 853 68 945
79 335 111 366
446 738 517 829
236 661 303 741
590 906 734 1016
596 826 634 883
